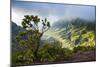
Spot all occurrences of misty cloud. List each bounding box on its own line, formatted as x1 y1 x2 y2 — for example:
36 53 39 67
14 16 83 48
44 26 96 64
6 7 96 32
12 1 95 26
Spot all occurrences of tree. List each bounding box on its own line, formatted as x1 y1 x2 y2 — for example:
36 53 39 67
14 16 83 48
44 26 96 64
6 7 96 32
16 15 50 61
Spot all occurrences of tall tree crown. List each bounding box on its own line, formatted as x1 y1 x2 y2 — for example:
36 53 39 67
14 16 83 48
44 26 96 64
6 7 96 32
21 15 50 33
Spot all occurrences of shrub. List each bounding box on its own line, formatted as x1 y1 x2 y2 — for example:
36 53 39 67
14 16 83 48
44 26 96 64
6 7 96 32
12 49 35 65
73 45 96 53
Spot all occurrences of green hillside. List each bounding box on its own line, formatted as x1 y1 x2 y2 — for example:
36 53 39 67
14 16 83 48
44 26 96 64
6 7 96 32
11 18 96 66
44 18 95 49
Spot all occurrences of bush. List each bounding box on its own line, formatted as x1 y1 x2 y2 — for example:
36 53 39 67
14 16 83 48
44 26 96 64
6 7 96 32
73 45 96 53
12 49 35 65
38 41 73 62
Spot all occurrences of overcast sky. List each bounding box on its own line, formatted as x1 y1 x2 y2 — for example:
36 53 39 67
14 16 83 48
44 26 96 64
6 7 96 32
11 0 95 26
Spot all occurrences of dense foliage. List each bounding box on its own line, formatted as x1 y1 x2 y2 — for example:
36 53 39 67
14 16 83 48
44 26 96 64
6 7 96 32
11 16 96 66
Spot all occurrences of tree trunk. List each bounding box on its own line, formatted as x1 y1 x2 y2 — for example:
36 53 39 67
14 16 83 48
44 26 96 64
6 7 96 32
34 33 43 61
34 39 40 61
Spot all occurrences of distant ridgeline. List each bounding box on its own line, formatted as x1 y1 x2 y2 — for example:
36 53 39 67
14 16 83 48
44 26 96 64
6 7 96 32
43 18 96 49
12 18 96 50
11 21 25 51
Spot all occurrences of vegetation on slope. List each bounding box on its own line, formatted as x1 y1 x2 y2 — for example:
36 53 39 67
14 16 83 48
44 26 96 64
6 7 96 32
11 16 96 66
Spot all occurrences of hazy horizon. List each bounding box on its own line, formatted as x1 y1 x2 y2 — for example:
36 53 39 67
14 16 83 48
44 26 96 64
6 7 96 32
11 1 95 26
